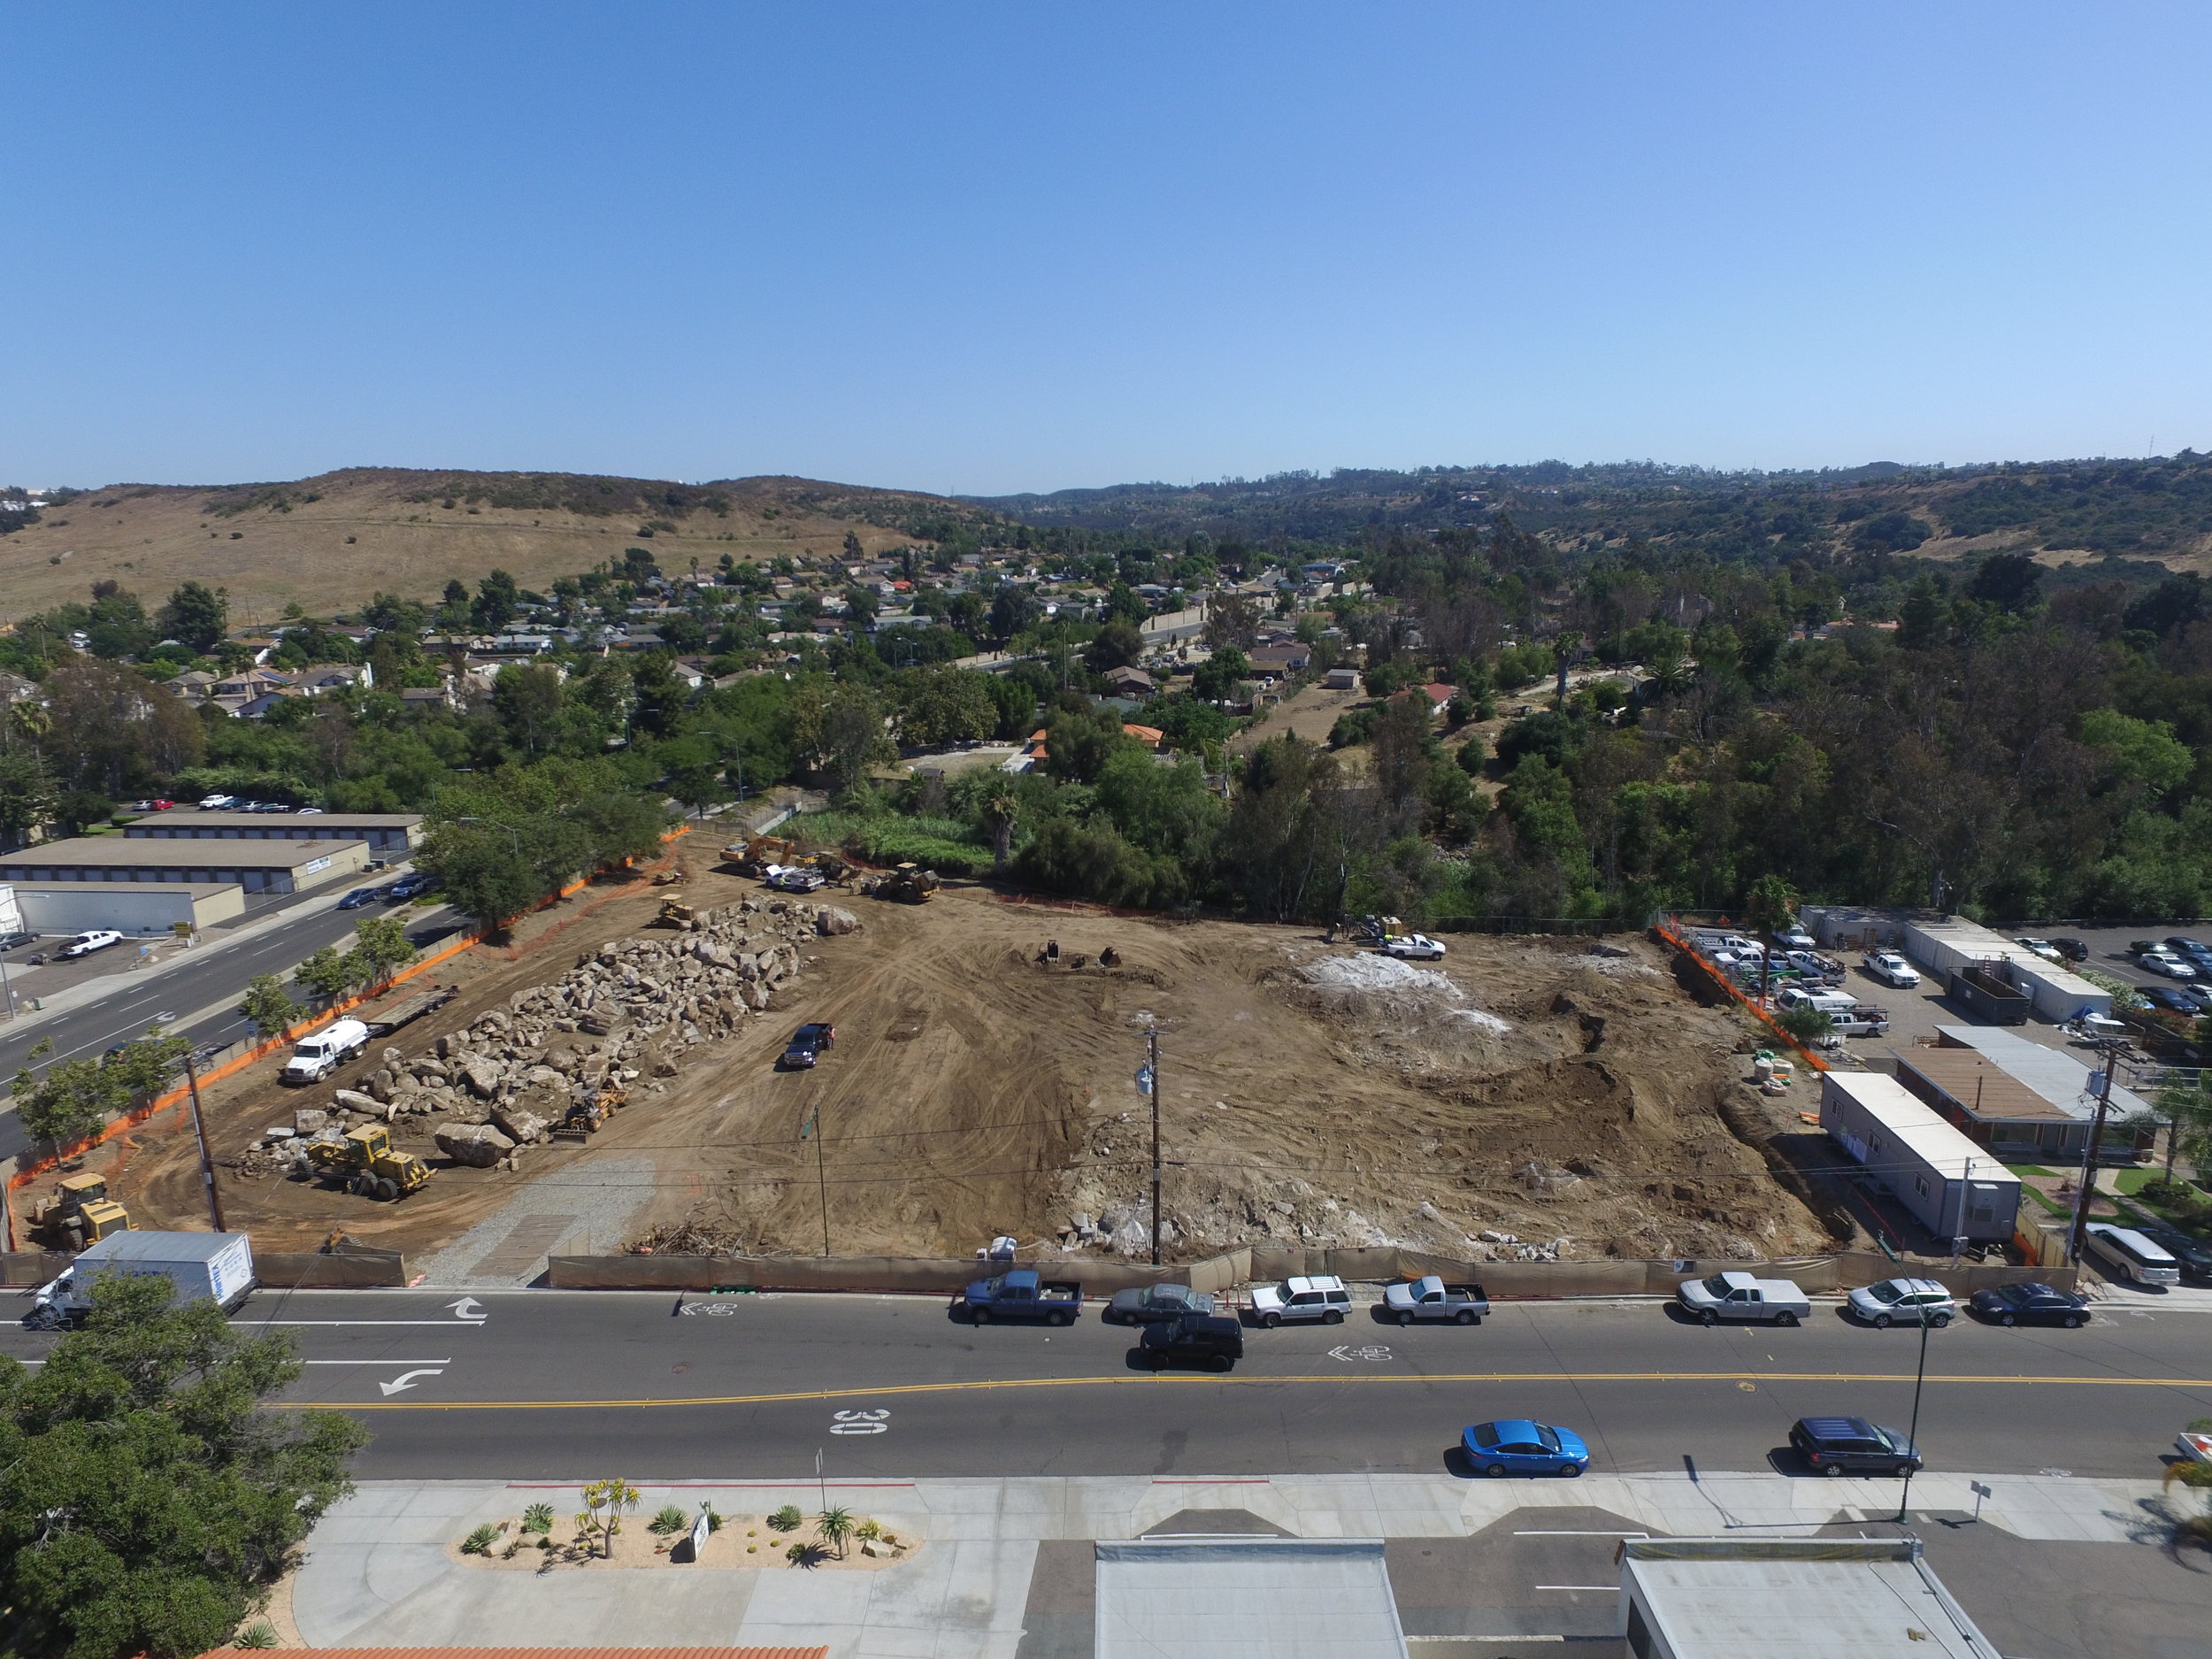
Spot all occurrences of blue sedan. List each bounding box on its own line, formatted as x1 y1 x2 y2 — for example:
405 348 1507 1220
1463 1418 1589 1478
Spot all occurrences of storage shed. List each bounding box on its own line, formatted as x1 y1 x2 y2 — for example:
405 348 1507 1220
7 879 244 936
1818 1071 2022 1243
0 834 367 895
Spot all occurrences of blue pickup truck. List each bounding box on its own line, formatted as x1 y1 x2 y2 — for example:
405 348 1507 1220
961 1268 1083 1325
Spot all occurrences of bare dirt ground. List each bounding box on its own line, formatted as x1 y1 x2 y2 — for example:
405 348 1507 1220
97 838 1835 1266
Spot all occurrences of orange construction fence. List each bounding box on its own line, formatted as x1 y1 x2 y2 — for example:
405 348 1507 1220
1652 918 1830 1077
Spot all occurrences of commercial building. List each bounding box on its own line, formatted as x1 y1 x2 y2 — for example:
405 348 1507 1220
1617 1536 1999 1659
1094 1539 1408 1659
125 810 422 855
1818 1070 2022 1243
1922 1025 2153 1165
0 834 369 895
1899 917 2110 1022
5 879 244 936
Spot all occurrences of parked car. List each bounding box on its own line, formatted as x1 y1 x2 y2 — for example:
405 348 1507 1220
1249 1274 1353 1327
766 866 826 894
2140 986 2203 1015
2048 936 2090 963
0 929 35 952
2136 1226 2212 1286
962 1268 1081 1325
58 930 124 960
779 1022 835 1069
1819 1005 1890 1040
1865 952 1920 987
196 794 238 810
385 873 437 901
2084 1223 2183 1286
1775 923 1816 950
2165 936 2212 956
1676 1271 1811 1325
336 887 381 910
1969 1282 2089 1327
2141 952 2199 981
1381 1275 1489 1325
1789 1416 1921 1478
2016 937 2062 962
1776 985 1854 1014
1138 1314 1243 1371
1384 933 1447 961
1462 1418 1589 1478
1846 1277 1955 1328
1105 1283 1216 1325
127 797 177 811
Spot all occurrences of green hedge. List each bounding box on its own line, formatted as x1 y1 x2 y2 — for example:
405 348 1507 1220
793 811 995 877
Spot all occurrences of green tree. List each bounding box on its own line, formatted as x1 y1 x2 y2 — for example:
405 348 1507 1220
816 1504 856 1561
293 946 355 1001
1743 872 1800 1004
157 580 229 654
242 973 306 1040
469 569 520 633
897 668 996 749
1085 619 1145 673
0 747 58 846
10 1039 125 1148
579 1479 639 1559
346 915 417 988
492 664 565 757
0 1271 366 1659
84 582 157 660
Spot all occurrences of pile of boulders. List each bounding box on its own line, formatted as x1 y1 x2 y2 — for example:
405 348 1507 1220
245 896 856 1178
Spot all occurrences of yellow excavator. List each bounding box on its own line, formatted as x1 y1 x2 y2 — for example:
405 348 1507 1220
307 1124 432 1201
28 1172 131 1250
721 834 796 878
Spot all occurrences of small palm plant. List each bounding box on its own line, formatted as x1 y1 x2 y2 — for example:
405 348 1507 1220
649 1504 691 1535
817 1504 856 1560
769 1503 803 1533
521 1502 556 1535
234 1623 279 1649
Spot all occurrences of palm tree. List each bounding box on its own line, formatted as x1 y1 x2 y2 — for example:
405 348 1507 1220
2149 1079 2212 1180
983 790 1019 873
1743 873 1800 1010
816 1504 856 1561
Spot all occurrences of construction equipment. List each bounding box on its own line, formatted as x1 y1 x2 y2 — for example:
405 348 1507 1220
812 851 856 887
1348 914 1402 946
28 1172 131 1250
652 867 684 885
721 834 795 878
551 1086 626 1143
657 897 697 926
870 863 941 904
305 1124 431 1201
362 984 458 1038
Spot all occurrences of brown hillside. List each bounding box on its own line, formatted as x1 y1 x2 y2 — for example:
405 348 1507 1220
0 467 987 624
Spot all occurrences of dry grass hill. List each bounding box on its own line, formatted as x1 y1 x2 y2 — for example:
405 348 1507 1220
0 468 987 623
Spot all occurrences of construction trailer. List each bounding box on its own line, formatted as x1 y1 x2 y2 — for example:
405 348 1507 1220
1818 1070 2022 1244
1901 916 2110 1022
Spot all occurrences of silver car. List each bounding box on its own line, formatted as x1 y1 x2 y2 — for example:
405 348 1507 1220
1847 1277 1955 1328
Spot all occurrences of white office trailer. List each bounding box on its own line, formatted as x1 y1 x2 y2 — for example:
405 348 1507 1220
1818 1071 2022 1242
1899 916 2110 1022
1796 905 1905 951
4 879 245 937
1617 1537 2000 1659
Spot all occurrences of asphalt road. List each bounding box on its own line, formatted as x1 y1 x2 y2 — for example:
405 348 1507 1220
4 1288 2198 1483
0 894 462 1163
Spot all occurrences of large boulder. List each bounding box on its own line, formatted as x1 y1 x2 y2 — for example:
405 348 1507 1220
333 1088 389 1121
292 1108 328 1136
492 1105 549 1144
435 1124 516 1167
461 1055 503 1098
817 907 862 937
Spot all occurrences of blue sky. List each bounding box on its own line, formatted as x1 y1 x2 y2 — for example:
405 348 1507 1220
4 4 2208 494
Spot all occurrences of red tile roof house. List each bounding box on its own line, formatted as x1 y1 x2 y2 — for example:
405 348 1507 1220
1390 681 1457 714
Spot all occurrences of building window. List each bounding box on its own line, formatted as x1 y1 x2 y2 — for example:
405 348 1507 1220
1915 1176 1930 1197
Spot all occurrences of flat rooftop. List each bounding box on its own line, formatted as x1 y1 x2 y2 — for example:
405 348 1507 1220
6 879 242 897
1821 1071 2022 1183
133 810 420 830
1094 1539 1408 1659
1934 1025 2147 1123
0 836 359 869
1896 1048 2077 1123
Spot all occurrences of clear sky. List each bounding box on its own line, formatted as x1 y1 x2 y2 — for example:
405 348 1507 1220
4 4 2208 495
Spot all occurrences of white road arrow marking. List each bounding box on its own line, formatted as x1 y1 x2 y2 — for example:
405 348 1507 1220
379 1369 446 1395
1325 1345 1394 1363
831 1409 889 1435
446 1297 487 1324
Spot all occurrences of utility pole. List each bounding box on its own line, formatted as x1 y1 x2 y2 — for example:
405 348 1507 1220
2068 1040 2121 1264
1893 1294 1933 1524
1148 1025 1162 1267
184 1053 227 1233
803 1102 829 1256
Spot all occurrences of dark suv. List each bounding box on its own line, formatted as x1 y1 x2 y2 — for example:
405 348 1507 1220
2048 937 2090 963
780 1022 835 1069
1789 1416 1921 1478
1138 1315 1243 1371
2139 1226 2212 1286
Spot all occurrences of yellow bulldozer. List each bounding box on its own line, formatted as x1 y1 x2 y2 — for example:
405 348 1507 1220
657 897 697 926
306 1124 431 1201
28 1172 131 1250
721 834 796 878
869 862 941 904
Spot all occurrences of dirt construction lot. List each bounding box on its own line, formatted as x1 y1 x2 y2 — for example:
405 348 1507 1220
89 842 1836 1267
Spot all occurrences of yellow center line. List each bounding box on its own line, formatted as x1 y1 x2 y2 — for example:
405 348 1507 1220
311 1369 2212 1410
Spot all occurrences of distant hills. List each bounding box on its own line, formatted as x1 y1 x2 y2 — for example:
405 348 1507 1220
6 452 2208 623
969 454 2212 573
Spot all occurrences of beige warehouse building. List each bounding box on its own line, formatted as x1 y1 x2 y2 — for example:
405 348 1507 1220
6 880 247 936
0 834 369 895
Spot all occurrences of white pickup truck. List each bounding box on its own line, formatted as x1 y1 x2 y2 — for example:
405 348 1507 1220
1676 1270 1811 1326
1381 1275 1490 1325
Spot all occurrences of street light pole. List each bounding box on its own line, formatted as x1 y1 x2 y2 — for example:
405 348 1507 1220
1893 1299 1932 1524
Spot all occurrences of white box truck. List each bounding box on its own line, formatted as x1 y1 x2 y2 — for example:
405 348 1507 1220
26 1231 256 1329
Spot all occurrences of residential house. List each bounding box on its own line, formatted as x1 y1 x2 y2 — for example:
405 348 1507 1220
1102 665 1156 699
294 663 373 695
1390 681 1456 715
1248 642 1311 678
398 684 457 712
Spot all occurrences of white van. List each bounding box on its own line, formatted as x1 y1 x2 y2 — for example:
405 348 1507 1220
1776 985 1855 1015
2084 1224 2181 1287
280 1018 371 1085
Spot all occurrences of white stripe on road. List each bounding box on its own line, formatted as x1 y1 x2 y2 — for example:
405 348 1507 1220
303 1358 452 1365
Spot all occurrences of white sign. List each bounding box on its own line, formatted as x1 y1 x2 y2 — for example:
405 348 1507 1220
687 1506 712 1561
302 856 334 875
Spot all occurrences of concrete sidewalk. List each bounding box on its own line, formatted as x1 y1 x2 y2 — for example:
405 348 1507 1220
291 1470 2175 1656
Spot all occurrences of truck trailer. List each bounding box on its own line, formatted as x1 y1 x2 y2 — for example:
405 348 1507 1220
25 1231 256 1329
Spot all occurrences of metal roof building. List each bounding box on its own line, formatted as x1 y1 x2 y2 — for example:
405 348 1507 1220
126 809 421 852
1818 1070 2022 1242
1619 1537 1999 1658
0 834 368 895
1095 1539 1409 1659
